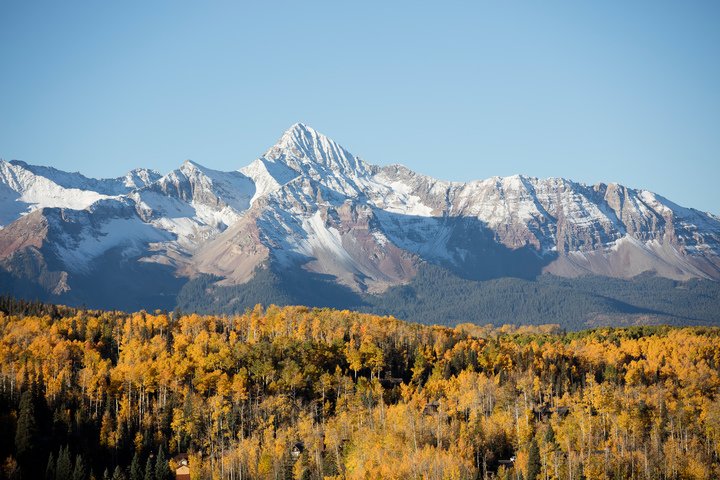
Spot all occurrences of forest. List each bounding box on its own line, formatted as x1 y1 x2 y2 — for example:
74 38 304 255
175 266 720 329
0 296 720 479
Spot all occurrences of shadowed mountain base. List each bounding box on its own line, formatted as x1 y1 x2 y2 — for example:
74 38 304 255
174 264 720 330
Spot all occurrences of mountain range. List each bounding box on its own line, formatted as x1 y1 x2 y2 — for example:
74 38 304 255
2 123 720 328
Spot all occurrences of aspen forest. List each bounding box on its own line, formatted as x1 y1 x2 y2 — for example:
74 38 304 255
1 298 720 479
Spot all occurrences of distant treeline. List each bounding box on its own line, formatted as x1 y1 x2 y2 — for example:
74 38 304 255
176 265 720 329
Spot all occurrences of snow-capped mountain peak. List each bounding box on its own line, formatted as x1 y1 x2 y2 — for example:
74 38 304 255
123 168 162 189
265 123 370 177
244 123 375 201
1 124 719 313
179 159 204 173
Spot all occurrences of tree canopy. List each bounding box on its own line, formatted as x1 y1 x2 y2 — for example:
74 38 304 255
0 298 718 478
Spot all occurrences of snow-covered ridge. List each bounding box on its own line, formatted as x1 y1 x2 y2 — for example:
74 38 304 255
1 122 719 298
0 159 114 216
7 160 160 194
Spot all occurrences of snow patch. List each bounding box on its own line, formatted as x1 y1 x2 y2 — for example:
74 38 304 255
55 217 171 272
297 211 356 269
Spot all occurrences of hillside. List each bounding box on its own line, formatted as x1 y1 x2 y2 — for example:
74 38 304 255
175 265 720 330
1 299 719 479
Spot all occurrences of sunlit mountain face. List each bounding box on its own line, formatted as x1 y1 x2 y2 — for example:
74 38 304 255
1 124 719 326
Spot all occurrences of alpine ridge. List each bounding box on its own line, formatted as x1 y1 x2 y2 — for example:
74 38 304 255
1 123 719 325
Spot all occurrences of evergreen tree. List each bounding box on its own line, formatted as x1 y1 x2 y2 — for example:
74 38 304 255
143 458 153 480
526 437 541 480
45 452 56 480
32 376 52 431
102 468 110 480
15 390 37 463
111 466 126 480
72 454 86 480
31 376 52 465
544 424 558 449
154 446 170 480
577 463 587 480
129 453 142 480
56 446 73 480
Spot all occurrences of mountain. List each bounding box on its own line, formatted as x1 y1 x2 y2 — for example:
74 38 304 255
2 123 720 327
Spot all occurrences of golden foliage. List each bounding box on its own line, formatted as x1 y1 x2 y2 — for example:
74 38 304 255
0 307 719 478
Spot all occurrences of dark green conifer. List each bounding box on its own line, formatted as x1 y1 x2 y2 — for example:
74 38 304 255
577 463 587 480
45 452 56 480
143 455 155 480
72 454 87 480
56 445 73 480
143 457 153 480
544 423 557 446
111 465 125 480
526 437 541 480
129 453 142 480
15 390 37 462
154 446 170 480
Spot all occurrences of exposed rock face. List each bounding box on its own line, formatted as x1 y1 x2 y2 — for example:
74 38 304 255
0 123 718 309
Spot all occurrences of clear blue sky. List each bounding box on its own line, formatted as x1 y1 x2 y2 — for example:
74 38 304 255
1 1 718 214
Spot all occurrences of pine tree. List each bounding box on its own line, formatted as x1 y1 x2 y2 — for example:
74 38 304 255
15 390 37 462
102 468 110 480
143 457 153 480
32 376 52 438
111 466 126 480
45 452 56 480
154 446 170 480
526 437 541 480
129 453 142 480
72 454 87 480
55 445 72 480
544 423 558 450
56 446 73 480
577 462 587 480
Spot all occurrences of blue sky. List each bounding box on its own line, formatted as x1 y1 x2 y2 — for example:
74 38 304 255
1 1 718 214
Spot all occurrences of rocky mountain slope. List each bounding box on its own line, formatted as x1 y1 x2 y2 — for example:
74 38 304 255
1 123 719 322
